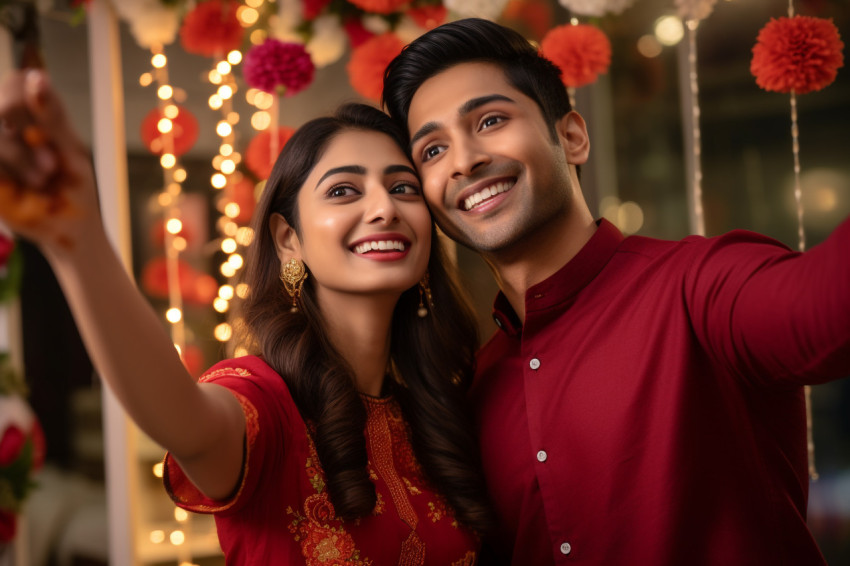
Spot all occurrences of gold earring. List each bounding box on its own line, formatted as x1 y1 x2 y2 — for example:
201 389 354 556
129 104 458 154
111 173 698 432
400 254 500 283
280 258 308 312
417 271 433 318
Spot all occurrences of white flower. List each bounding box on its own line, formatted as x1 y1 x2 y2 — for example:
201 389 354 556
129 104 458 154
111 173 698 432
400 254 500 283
395 15 425 44
444 0 510 22
675 0 718 21
306 15 347 68
362 14 391 35
0 395 35 438
113 0 180 48
558 0 637 18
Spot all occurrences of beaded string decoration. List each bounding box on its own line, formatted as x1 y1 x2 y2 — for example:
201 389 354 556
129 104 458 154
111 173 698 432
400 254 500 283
751 0 845 480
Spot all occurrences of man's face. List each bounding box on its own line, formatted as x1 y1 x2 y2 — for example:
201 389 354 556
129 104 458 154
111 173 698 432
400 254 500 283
407 62 577 254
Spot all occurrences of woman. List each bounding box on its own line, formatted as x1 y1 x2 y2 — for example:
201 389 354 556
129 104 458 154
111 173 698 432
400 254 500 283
0 70 492 564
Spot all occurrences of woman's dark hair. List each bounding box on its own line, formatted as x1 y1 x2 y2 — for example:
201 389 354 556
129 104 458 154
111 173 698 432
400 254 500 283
238 102 493 532
382 17 572 142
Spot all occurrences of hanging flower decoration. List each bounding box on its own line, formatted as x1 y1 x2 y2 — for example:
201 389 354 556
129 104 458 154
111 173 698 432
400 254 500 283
504 0 553 40
444 0 510 21
343 17 376 48
751 16 844 95
346 32 405 102
113 0 180 49
140 106 199 157
408 5 447 30
141 257 218 306
304 0 333 20
540 23 612 88
0 355 46 544
674 0 717 22
349 0 411 14
245 127 297 181
307 15 348 68
179 0 244 58
558 0 636 18
243 39 316 96
0 235 13 272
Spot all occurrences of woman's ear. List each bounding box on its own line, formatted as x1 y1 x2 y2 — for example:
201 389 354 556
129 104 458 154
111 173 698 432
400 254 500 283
556 111 590 165
269 212 302 262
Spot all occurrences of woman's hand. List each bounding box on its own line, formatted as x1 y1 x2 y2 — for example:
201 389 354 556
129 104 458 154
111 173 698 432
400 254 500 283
0 69 100 253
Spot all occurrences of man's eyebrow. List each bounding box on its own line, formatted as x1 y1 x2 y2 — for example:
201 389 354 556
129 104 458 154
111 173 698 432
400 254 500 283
409 94 516 149
315 165 366 189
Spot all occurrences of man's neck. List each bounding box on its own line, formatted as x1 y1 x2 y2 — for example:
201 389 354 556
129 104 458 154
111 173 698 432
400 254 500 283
483 210 597 324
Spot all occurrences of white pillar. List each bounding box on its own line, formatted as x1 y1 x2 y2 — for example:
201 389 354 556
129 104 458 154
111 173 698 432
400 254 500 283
87 2 138 565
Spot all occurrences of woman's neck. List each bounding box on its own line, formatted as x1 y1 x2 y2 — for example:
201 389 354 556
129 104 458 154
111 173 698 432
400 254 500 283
316 290 398 397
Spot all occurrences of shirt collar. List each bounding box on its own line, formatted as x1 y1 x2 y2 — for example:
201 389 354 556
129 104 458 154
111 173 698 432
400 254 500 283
491 219 624 336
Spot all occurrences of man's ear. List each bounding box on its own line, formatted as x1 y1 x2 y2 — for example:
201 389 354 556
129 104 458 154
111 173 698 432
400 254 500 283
269 212 302 262
556 111 590 165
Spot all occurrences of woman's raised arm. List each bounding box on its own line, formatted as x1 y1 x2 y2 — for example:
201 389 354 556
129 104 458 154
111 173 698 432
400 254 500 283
0 69 245 500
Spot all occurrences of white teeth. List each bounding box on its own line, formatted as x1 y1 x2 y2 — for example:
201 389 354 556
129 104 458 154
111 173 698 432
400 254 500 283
354 240 406 254
463 181 511 211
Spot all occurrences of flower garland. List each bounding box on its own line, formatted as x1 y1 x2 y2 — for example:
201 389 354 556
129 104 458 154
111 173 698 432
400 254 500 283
243 39 315 96
0 232 44 546
346 32 405 101
179 0 245 58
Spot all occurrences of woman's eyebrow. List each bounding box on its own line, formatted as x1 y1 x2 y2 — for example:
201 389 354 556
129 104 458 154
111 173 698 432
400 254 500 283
315 165 366 189
384 164 417 176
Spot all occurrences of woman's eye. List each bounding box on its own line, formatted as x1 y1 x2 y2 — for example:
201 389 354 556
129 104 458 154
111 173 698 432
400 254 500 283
390 183 420 195
327 186 356 198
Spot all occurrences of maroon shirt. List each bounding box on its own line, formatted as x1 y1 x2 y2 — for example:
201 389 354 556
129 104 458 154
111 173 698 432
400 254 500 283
472 218 850 565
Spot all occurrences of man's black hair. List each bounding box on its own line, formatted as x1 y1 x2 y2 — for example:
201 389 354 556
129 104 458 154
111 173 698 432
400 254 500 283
382 17 572 141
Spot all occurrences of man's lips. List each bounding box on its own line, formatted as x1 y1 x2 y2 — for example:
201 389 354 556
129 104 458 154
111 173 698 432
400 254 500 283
458 178 515 211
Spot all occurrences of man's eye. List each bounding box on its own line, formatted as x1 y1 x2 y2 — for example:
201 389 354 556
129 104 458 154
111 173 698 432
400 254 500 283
422 145 444 162
481 115 504 129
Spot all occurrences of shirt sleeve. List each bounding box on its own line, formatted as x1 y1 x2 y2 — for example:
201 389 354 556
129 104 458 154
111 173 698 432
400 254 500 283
162 357 295 515
684 215 850 387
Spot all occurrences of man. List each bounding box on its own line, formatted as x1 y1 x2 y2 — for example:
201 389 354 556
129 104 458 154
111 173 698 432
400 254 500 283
382 18 850 565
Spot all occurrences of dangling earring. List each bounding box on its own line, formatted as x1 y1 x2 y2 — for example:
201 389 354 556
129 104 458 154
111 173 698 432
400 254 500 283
417 271 433 318
280 258 308 312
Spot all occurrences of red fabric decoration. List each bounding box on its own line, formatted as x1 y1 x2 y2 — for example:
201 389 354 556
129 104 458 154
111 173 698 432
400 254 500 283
140 106 199 157
243 39 315 96
408 5 447 30
540 23 612 88
303 0 332 20
343 17 375 48
346 33 405 102
224 178 258 224
751 16 844 95
347 0 410 15
0 233 14 268
180 0 244 57
245 127 296 181
0 509 15 543
0 425 24 467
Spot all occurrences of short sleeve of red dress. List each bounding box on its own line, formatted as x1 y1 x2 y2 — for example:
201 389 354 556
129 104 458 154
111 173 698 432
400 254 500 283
162 355 301 516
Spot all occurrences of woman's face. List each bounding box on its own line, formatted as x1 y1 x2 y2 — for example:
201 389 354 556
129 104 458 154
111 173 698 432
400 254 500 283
291 129 432 300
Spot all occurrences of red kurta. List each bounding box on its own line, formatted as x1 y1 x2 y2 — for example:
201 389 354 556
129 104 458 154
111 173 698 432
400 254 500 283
473 218 850 565
164 356 478 565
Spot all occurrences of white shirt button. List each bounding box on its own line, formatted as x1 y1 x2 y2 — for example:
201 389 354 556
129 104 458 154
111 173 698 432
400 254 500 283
529 358 541 370
536 450 547 462
560 542 572 555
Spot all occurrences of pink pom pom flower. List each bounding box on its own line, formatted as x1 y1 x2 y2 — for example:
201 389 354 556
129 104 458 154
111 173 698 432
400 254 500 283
243 39 316 96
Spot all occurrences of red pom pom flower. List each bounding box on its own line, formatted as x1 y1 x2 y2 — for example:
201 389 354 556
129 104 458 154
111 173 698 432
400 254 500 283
346 33 405 102
243 39 315 96
540 23 612 88
751 16 844 95
303 0 332 20
348 0 410 15
180 0 244 57
0 234 14 270
246 127 297 181
409 5 447 30
140 106 199 157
